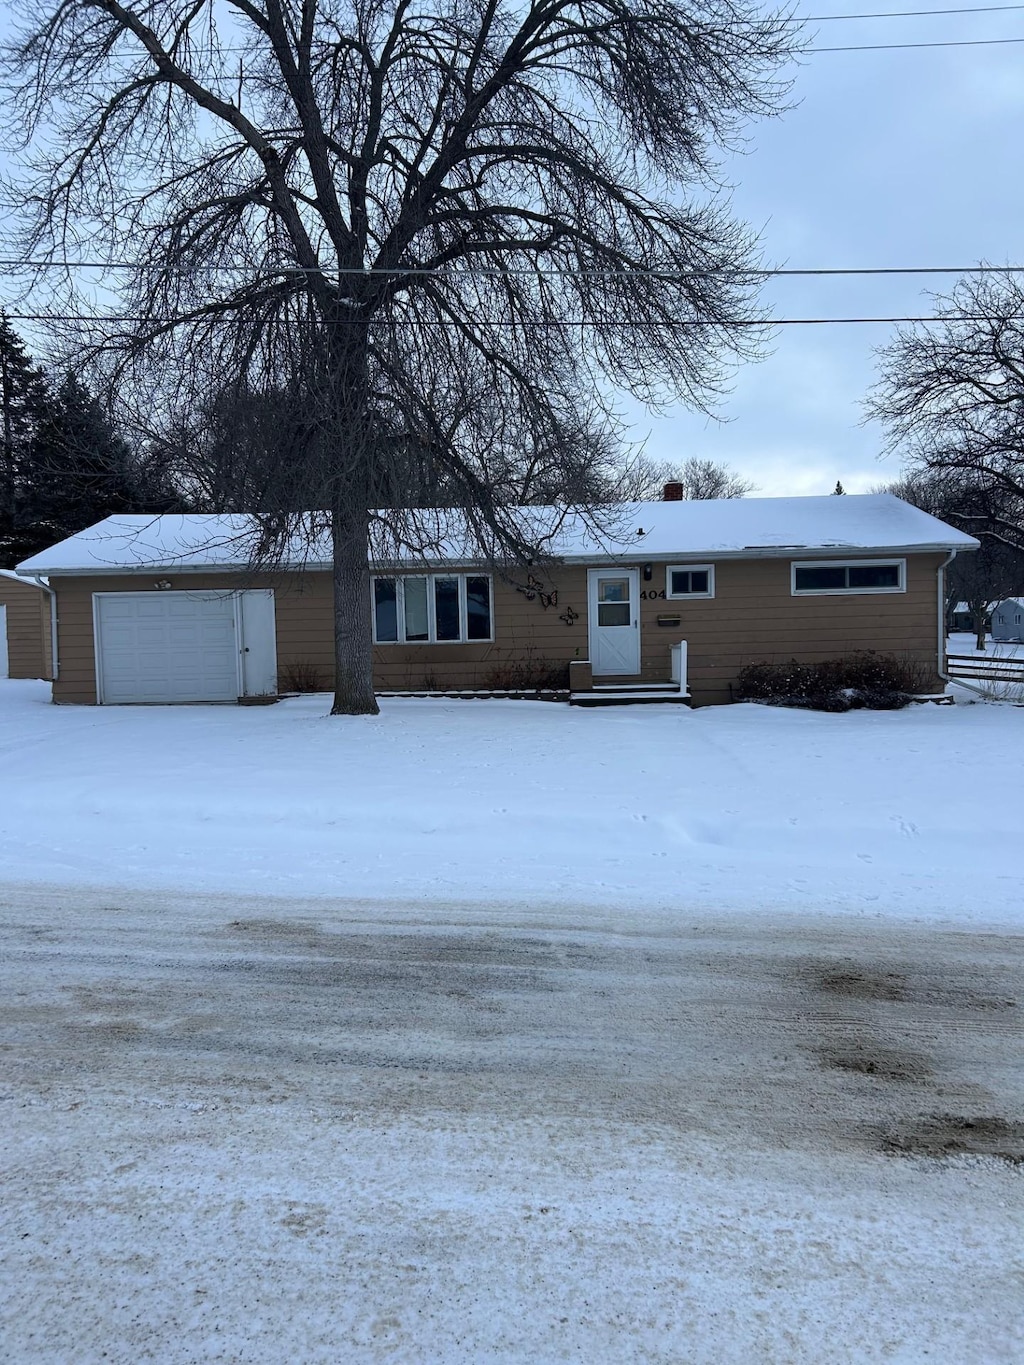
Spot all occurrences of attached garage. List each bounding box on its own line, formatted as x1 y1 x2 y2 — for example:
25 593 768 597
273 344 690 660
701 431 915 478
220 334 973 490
93 590 277 704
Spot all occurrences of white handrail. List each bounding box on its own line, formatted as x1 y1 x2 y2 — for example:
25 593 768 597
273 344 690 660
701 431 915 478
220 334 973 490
670 640 689 697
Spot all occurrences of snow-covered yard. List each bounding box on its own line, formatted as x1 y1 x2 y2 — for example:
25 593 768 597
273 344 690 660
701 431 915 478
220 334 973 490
1 677 1023 924
3 681 1023 1362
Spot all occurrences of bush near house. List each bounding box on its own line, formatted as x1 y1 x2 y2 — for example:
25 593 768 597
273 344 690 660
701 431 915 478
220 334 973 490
279 659 326 693
736 654 930 712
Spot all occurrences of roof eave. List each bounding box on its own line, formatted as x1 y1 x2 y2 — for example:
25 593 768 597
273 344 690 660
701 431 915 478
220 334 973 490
17 538 978 577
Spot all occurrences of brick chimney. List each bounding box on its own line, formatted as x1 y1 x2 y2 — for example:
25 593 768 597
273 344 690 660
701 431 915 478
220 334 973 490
663 481 684 501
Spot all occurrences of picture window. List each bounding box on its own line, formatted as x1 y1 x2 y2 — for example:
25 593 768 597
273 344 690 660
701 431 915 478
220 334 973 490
372 574 493 643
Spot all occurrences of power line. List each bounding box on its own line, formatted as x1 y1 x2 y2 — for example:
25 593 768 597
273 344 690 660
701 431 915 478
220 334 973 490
799 3 1024 17
810 31 1024 46
0 311 998 326
2 261 1024 277
85 3 1024 52
34 7 1024 74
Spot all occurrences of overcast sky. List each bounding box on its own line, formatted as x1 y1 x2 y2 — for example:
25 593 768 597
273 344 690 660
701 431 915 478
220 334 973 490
2 6 1021 498
635 9 1024 494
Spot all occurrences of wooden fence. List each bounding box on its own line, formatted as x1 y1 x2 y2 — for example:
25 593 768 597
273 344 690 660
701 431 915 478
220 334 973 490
946 653 1024 686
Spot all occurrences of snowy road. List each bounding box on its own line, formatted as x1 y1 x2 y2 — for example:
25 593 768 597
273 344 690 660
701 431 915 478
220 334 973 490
3 884 1023 1362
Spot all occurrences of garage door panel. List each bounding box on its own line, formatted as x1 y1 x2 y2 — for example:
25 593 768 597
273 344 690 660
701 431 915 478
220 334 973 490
96 593 240 704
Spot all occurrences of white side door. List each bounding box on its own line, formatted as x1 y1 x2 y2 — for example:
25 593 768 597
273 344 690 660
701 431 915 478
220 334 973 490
0 604 8 678
237 590 278 696
588 568 641 676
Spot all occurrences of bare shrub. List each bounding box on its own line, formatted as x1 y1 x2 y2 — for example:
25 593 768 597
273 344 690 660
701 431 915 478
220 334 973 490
279 660 326 693
483 653 569 691
736 654 931 712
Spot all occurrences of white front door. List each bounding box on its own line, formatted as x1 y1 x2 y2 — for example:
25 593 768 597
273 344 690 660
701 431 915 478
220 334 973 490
588 568 640 676
0 604 8 678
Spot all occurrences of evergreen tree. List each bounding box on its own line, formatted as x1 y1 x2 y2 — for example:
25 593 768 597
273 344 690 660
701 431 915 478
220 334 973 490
0 313 47 565
833 481 846 495
13 373 177 562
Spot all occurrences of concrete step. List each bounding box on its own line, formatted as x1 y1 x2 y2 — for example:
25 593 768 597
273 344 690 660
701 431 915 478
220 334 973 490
570 691 691 707
590 682 679 694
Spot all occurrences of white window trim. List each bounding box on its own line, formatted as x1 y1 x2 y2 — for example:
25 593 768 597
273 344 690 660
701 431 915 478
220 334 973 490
790 558 907 596
371 573 494 644
665 564 715 600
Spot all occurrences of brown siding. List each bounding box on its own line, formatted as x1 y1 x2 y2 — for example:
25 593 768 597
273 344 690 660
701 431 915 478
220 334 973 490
49 568 590 703
48 553 945 705
638 554 946 704
0 576 52 680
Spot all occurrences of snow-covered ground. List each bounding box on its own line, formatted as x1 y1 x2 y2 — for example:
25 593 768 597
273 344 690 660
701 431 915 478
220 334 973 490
1 677 1023 924
3 680 1023 1362
948 631 1024 658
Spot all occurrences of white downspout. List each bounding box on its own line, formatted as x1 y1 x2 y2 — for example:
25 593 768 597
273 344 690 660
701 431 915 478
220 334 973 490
30 576 58 681
937 550 957 688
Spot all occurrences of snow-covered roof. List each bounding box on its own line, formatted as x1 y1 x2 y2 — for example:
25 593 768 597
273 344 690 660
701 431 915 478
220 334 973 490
0 567 47 586
15 494 978 576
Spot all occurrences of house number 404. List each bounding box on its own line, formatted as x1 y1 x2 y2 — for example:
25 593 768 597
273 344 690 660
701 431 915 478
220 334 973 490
639 589 667 600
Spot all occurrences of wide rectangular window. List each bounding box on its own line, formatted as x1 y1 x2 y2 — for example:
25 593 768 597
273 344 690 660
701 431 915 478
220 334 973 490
791 560 905 595
666 565 715 599
372 574 494 643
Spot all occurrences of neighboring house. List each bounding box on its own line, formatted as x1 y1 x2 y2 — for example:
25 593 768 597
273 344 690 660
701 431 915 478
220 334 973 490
950 602 979 633
0 570 54 681
15 492 977 707
991 599 1024 642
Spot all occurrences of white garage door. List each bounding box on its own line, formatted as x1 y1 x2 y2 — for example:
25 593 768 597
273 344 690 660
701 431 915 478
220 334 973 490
95 593 240 704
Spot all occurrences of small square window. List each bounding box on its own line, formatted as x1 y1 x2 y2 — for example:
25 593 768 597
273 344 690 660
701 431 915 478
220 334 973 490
666 565 714 599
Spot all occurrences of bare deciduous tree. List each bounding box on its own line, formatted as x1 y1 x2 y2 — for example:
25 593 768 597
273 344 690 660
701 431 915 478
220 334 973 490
612 453 754 500
2 0 797 713
875 468 1024 650
868 272 1024 552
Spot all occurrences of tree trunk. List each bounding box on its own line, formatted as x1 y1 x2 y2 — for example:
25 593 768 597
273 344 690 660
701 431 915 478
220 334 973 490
330 500 379 715
974 605 986 652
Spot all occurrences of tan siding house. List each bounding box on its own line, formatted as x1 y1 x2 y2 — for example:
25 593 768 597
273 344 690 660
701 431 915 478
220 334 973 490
14 495 977 707
0 571 53 680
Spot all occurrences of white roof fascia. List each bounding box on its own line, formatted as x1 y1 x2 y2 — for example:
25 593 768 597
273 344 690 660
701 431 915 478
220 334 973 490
16 541 976 577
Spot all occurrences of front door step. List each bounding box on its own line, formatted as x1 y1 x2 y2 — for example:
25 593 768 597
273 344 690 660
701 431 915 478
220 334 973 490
570 682 690 707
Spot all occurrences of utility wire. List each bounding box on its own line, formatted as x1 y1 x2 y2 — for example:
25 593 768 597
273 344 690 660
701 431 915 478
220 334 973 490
798 2 1024 16
810 31 1024 45
41 7 1024 70
0 311 999 326
2 261 1024 277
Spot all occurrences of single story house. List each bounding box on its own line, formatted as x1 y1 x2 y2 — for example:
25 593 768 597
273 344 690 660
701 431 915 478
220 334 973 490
15 492 978 707
991 599 1024 642
0 569 54 680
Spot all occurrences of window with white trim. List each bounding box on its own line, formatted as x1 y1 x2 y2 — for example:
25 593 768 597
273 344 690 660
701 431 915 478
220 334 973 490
666 564 715 599
372 574 493 643
791 559 905 595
